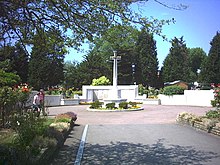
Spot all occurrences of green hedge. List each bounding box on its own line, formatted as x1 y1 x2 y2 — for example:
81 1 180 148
163 85 185 96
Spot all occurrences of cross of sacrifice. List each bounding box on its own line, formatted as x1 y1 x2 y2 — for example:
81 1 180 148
110 51 121 88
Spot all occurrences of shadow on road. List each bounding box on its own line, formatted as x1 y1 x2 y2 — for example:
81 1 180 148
50 124 84 165
82 138 220 165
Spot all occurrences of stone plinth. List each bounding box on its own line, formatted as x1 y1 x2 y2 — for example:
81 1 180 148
103 98 127 107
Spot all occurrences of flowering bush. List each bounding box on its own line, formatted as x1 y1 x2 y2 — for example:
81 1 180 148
0 82 32 127
91 76 111 86
211 83 220 110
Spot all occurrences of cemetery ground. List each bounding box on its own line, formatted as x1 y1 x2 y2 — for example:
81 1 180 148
49 104 220 165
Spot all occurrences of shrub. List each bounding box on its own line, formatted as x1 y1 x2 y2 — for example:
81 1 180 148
119 102 128 109
55 112 77 123
90 100 103 109
91 76 111 86
206 110 220 119
106 103 116 109
129 101 137 107
210 84 220 110
163 85 185 96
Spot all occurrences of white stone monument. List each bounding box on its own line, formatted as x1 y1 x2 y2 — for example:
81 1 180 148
103 51 127 107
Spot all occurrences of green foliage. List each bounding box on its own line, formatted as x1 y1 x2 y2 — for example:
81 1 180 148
162 37 191 82
188 47 207 82
211 84 220 110
28 29 66 90
147 87 159 98
0 44 29 83
0 82 31 127
90 100 103 109
206 110 220 119
199 32 220 83
0 69 21 87
163 85 185 96
1 1 175 49
63 61 81 89
129 101 137 107
138 84 148 95
91 76 111 86
135 28 159 87
119 102 128 109
106 103 116 109
77 53 111 87
10 113 47 152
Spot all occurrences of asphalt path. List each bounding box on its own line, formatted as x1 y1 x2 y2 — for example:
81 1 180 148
49 105 220 165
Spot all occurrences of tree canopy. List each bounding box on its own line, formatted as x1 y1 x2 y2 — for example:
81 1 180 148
1 0 177 49
0 43 29 82
162 37 190 82
28 28 67 90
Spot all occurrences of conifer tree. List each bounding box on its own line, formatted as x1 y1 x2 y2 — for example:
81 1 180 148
28 29 66 90
0 44 28 82
135 28 159 87
162 37 190 82
200 32 220 83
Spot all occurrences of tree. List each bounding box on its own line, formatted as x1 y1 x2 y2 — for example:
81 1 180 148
135 28 159 87
162 37 190 82
28 29 67 90
1 0 177 49
188 47 207 82
117 48 135 84
200 32 220 83
74 25 139 86
0 44 29 82
77 52 111 87
63 61 80 89
0 45 15 74
12 43 29 83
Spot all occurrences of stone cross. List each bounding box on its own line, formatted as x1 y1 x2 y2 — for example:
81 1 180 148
110 51 121 88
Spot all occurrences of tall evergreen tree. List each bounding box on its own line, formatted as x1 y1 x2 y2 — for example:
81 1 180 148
162 37 190 82
0 44 28 82
63 61 81 89
77 52 111 87
28 29 66 90
117 48 134 85
200 32 220 83
135 28 159 87
188 47 207 82
12 43 29 83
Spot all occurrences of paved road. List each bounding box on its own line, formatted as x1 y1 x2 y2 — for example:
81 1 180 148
49 105 220 165
48 104 212 124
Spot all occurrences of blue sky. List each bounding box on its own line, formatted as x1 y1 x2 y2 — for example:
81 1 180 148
65 0 220 69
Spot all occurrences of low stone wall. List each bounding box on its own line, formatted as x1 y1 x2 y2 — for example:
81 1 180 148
142 99 161 105
45 95 63 106
26 92 80 107
176 113 220 137
60 99 80 105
